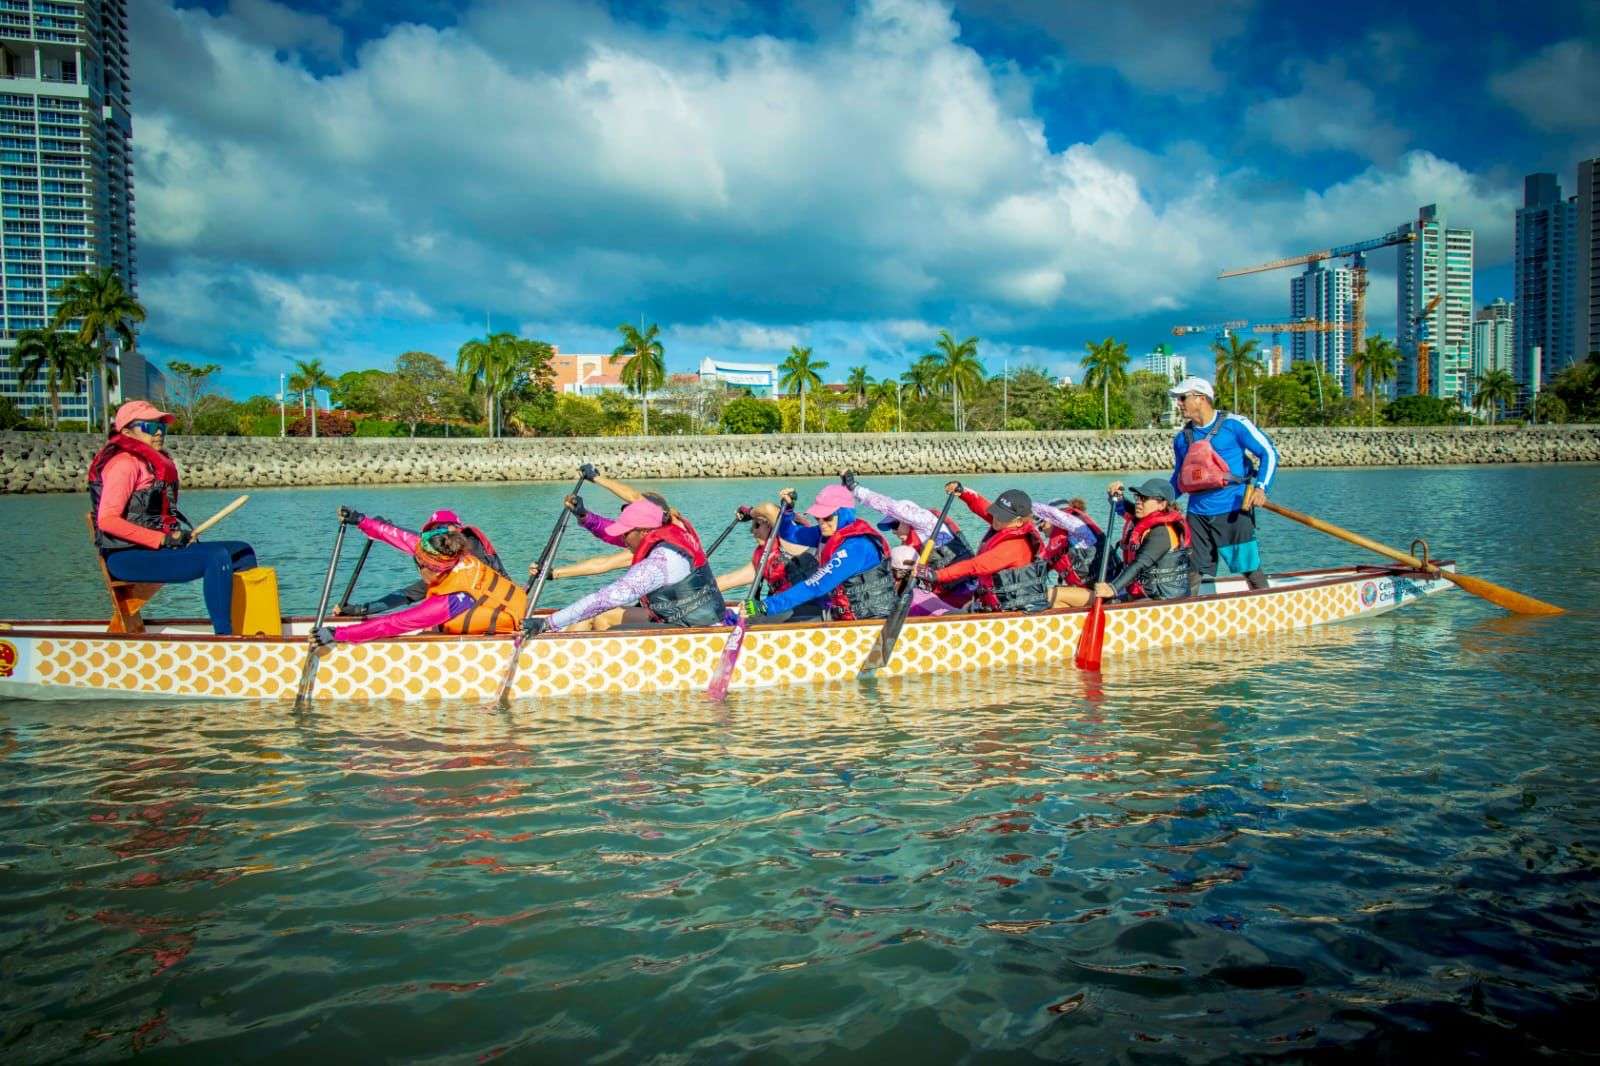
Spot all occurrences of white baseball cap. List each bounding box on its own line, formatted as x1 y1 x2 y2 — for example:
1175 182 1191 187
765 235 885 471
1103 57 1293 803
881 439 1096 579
1168 376 1215 400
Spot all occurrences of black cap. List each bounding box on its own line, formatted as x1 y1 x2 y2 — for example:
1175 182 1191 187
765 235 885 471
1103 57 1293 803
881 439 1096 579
1126 477 1176 504
990 489 1033 523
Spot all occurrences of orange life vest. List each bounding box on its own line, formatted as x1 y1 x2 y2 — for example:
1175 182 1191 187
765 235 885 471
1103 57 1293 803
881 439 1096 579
428 554 526 634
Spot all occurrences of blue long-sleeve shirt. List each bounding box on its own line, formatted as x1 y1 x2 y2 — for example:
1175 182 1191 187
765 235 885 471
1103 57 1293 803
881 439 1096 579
765 511 884 615
1170 411 1279 515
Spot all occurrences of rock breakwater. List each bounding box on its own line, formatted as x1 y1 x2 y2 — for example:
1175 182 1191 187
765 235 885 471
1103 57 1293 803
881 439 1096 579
5 426 1598 494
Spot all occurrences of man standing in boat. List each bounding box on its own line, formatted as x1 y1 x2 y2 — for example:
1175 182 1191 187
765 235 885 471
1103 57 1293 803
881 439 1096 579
1167 376 1278 596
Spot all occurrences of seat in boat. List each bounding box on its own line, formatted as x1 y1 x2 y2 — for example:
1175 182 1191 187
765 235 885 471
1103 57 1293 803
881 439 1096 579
85 513 162 634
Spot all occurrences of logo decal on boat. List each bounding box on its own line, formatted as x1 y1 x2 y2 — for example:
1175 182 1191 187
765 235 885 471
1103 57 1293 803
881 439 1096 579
1360 581 1379 607
0 640 15 678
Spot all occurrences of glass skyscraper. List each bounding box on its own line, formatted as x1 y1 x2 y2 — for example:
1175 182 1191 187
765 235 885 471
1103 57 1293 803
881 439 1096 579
1289 261 1354 393
1513 173 1577 399
1577 158 1599 363
0 0 135 425
1397 204 1473 403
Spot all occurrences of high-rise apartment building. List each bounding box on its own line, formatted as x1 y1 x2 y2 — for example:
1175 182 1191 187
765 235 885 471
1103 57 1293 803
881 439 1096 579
1397 204 1473 402
1513 173 1576 400
1143 343 1186 383
0 0 135 426
1470 297 1515 381
1577 158 1599 362
1289 261 1354 393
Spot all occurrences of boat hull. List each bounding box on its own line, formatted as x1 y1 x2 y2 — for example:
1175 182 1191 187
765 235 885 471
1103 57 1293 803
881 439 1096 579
0 565 1454 702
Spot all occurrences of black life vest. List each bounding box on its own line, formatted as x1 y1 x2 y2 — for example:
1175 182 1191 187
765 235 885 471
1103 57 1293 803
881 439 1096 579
819 519 898 622
973 522 1051 613
632 522 727 627
1119 509 1193 600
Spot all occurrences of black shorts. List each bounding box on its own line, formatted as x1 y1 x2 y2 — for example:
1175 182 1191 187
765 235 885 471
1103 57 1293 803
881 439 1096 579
1187 509 1262 576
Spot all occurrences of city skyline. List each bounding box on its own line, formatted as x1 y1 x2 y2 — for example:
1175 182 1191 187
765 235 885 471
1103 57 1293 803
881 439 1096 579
67 0 1600 400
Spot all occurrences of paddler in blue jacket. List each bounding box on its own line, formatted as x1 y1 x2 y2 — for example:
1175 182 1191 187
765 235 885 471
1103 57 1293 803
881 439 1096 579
743 484 898 622
1167 375 1279 595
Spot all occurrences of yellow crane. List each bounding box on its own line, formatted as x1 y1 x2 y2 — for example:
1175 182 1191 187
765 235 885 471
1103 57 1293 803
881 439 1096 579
1250 319 1342 376
1411 294 1443 396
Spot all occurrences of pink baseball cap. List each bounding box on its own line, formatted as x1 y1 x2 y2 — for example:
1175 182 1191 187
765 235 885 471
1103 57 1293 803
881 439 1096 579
423 509 462 531
805 484 855 519
113 399 175 431
603 498 666 538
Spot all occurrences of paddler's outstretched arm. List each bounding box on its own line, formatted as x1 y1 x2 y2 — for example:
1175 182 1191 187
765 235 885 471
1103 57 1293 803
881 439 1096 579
717 562 756 594
589 472 642 505
547 547 689 632
845 473 952 544
539 550 632 581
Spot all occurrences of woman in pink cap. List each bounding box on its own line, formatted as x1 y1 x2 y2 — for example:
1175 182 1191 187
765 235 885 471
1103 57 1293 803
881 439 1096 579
741 484 897 622
86 400 258 634
332 505 507 617
532 492 727 634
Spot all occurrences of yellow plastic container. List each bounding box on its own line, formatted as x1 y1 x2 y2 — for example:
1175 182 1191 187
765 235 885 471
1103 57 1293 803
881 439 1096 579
231 567 283 637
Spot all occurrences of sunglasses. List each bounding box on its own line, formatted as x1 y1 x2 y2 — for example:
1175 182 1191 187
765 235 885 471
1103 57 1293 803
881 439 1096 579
129 419 167 435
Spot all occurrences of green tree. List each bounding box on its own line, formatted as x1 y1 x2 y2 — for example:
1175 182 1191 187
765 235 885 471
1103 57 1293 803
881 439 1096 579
1550 353 1600 420
1382 394 1460 426
900 354 941 401
330 369 392 414
929 330 983 432
1349 335 1400 426
720 395 782 434
1056 385 1133 430
845 365 872 407
457 332 548 437
1124 369 1174 428
779 345 828 432
9 328 94 430
386 351 459 436
288 357 335 438
163 359 223 433
612 323 666 435
1471 368 1517 425
0 394 25 430
49 267 145 432
1532 393 1569 424
1210 334 1263 412
1080 336 1130 430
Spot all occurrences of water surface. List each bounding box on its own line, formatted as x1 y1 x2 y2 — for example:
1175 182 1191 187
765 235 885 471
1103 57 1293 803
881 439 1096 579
1 466 1596 1061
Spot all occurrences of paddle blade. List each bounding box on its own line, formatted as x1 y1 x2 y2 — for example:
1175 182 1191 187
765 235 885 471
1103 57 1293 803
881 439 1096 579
1440 569 1564 616
706 619 749 702
1073 600 1106 671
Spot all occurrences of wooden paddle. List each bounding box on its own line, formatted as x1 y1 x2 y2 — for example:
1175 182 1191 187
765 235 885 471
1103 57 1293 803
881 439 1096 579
707 503 789 702
293 520 348 710
188 495 249 538
1259 499 1563 616
494 473 589 709
1073 498 1121 671
858 486 961 677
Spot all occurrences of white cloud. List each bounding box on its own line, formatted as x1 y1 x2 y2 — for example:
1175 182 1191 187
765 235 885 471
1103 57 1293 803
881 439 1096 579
1490 39 1600 133
671 320 809 352
1245 59 1409 163
221 0 345 62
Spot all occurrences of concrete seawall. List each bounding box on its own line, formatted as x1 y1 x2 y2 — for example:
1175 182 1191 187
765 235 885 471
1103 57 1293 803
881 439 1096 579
4 426 1598 494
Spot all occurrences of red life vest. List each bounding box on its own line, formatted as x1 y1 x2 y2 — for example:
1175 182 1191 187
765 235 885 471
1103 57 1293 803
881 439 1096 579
86 435 182 552
1177 415 1246 494
819 519 892 621
750 538 793 593
1119 509 1191 598
1041 505 1102 586
971 521 1047 611
633 521 708 567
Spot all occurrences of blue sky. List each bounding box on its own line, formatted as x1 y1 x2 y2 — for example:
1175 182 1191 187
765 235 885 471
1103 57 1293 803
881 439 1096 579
133 0 1599 398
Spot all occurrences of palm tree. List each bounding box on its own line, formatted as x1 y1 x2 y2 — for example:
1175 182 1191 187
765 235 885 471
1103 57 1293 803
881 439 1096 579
1349 334 1400 426
1472 368 1517 426
779 345 829 432
611 323 666 435
289 357 334 437
845 365 872 407
930 330 983 431
900 354 941 401
10 328 94 429
1210 334 1263 412
1081 336 1130 430
457 332 521 437
50 267 146 432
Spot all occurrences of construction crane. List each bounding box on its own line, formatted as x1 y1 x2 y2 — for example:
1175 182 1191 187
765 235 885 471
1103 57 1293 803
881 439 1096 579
1251 319 1342 376
1171 319 1248 339
1218 223 1419 362
1411 294 1443 396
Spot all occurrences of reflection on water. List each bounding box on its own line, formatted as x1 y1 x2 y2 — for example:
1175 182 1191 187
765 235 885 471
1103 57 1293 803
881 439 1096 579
1 465 1598 1059
2 620 1598 1061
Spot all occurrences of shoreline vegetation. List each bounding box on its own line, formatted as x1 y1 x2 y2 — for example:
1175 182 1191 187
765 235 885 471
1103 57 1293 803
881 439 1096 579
4 425 1598 494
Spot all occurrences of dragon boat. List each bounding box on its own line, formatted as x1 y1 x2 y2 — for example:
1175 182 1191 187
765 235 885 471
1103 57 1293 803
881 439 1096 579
0 562 1454 702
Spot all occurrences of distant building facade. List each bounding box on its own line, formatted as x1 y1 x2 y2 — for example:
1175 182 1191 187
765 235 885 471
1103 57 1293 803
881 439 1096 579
1290 261 1354 392
1397 204 1473 403
1470 298 1515 381
1513 173 1577 399
697 356 778 397
1143 343 1186 383
0 0 137 425
1577 157 1600 362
